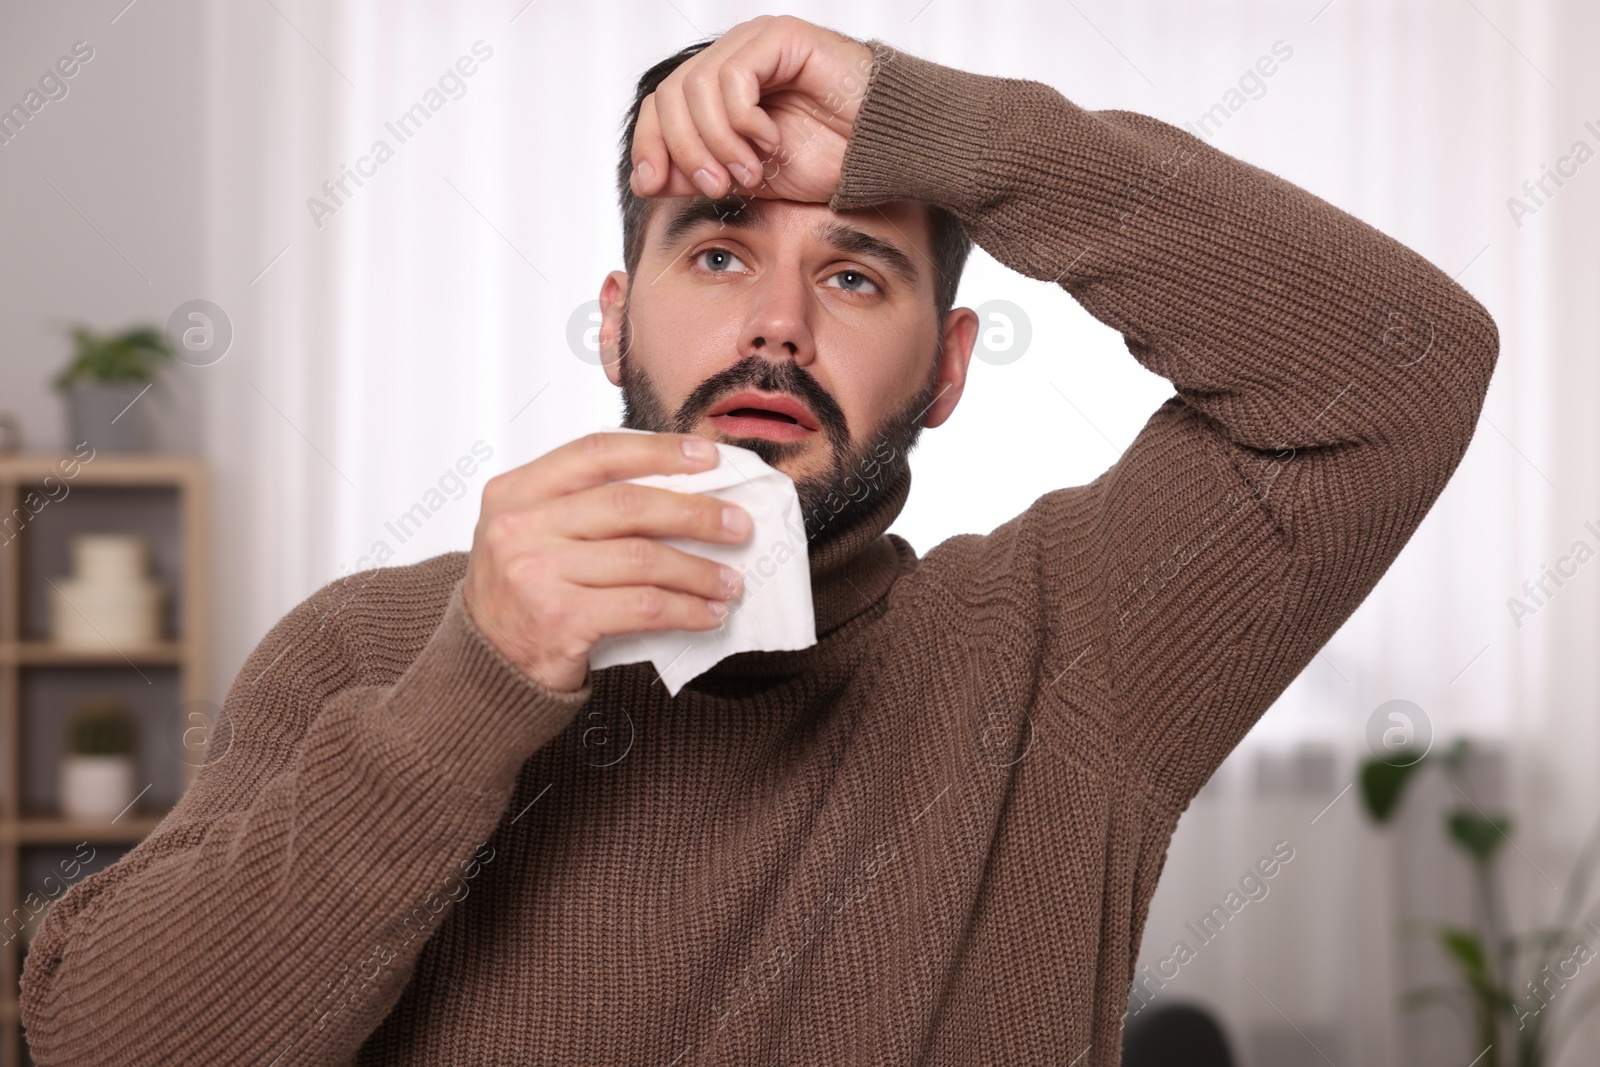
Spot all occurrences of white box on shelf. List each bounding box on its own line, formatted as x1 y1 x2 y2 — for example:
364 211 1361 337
49 533 167 648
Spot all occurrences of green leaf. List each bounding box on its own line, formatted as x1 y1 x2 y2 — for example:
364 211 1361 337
66 697 138 756
1447 811 1512 862
1439 926 1489 982
1360 754 1425 822
54 323 174 389
1440 737 1472 775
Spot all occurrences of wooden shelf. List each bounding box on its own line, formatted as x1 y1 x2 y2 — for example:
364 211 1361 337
0 817 167 846
0 452 203 485
0 641 187 666
0 452 208 1064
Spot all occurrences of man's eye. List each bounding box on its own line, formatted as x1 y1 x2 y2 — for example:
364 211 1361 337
824 269 879 294
694 247 748 273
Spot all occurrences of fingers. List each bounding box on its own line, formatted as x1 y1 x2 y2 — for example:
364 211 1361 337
651 77 736 199
631 17 788 200
549 480 752 546
682 70 766 193
572 581 733 638
630 95 699 199
559 536 744 603
496 431 719 507
717 57 783 160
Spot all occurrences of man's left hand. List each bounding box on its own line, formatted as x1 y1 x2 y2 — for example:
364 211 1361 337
628 15 875 204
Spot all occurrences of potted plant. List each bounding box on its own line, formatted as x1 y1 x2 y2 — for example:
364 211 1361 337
52 324 173 452
1359 738 1600 1066
60 697 140 820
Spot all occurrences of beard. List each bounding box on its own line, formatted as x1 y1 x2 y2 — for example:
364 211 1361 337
614 301 942 544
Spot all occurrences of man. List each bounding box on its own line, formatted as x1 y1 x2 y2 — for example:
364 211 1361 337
22 15 1497 1066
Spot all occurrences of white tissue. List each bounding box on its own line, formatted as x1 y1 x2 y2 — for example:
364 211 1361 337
585 425 816 695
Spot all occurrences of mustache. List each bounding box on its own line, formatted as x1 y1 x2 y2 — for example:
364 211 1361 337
678 355 847 438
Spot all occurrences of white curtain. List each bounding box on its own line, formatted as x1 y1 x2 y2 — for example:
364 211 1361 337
199 1 1595 1062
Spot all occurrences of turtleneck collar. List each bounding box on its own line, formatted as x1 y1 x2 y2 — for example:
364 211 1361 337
692 460 914 686
804 460 914 636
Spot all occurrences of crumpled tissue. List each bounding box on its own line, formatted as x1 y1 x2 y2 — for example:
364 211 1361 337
585 425 816 695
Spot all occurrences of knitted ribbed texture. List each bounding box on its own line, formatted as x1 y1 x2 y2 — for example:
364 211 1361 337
21 39 1498 1067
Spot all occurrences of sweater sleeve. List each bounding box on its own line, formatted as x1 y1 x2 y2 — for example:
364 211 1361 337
830 41 1499 805
20 570 594 1065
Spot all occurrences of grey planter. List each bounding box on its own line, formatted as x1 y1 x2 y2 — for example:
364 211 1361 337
64 382 156 453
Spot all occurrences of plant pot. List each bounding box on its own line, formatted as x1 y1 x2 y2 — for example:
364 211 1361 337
60 754 137 820
63 382 155 453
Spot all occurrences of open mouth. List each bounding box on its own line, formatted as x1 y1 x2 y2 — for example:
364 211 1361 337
705 390 820 441
723 407 799 424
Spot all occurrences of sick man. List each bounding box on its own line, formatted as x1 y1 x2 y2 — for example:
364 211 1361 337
23 14 1497 1066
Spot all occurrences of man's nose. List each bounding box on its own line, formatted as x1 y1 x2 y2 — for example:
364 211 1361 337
737 272 816 365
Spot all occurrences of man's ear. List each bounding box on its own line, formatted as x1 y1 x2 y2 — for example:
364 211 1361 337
599 270 630 386
924 306 979 429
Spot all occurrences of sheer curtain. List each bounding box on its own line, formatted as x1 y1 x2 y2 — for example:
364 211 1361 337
199 1 1591 1062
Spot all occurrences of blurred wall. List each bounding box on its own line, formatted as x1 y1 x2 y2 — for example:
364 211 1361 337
0 0 208 454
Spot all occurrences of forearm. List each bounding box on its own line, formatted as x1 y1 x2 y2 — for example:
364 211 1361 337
21 580 592 1065
836 40 1500 801
832 39 1498 467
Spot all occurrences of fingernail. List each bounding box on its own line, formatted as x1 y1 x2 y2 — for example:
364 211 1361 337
722 505 750 535
728 162 758 188
754 137 777 154
692 167 722 197
682 436 716 461
707 598 728 618
719 564 743 596
634 159 654 186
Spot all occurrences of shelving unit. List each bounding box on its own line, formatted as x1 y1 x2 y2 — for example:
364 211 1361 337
0 453 208 1065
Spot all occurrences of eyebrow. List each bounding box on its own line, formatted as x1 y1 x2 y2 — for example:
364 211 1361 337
815 222 921 290
656 197 922 290
658 196 753 249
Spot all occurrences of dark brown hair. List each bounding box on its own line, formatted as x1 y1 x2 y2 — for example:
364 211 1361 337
614 37 973 321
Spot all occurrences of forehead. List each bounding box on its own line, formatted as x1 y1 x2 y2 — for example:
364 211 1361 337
642 195 933 287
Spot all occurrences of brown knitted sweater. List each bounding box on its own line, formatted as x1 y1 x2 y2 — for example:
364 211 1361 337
21 38 1498 1067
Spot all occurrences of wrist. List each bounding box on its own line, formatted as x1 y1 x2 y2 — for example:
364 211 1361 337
829 40 1003 219
383 580 594 794
833 37 876 130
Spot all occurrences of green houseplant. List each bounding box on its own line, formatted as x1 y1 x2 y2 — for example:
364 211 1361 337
60 697 140 820
52 324 174 452
66 697 140 756
1359 738 1600 1066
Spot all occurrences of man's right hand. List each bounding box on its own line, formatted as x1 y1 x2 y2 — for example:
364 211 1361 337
461 431 751 693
